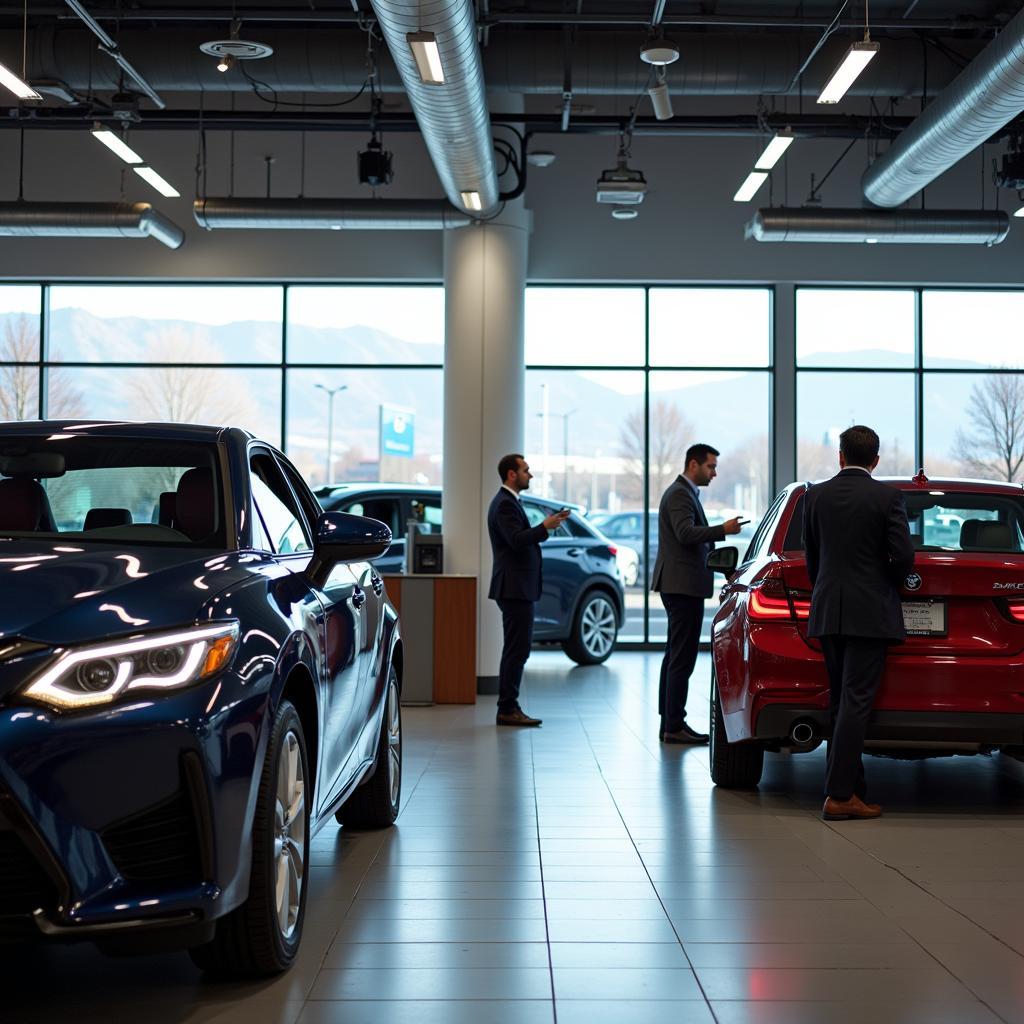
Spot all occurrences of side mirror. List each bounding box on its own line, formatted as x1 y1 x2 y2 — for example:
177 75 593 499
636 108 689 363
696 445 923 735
706 546 738 575
307 511 392 587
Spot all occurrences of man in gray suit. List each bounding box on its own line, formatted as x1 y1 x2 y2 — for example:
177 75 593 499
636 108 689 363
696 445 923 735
652 443 745 744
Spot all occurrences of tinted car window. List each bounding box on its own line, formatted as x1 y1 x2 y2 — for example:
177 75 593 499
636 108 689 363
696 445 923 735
523 501 570 538
341 497 401 535
411 496 442 532
782 494 805 551
250 453 311 554
743 490 789 562
0 437 225 547
904 492 1024 552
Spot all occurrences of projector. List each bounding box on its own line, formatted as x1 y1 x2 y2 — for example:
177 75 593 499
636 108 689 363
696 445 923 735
358 139 394 187
595 158 647 205
995 150 1024 191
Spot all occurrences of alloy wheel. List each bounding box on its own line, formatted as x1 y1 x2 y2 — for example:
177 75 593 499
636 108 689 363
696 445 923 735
273 730 306 940
581 595 617 659
386 678 402 808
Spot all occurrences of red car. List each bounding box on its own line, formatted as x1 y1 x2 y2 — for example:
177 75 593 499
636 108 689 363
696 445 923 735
708 472 1024 788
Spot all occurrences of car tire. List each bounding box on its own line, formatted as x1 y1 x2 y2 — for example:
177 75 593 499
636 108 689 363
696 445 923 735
189 700 310 977
562 589 618 665
336 666 402 829
709 667 764 789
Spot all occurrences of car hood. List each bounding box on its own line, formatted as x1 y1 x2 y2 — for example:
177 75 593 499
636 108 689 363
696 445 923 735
0 539 264 646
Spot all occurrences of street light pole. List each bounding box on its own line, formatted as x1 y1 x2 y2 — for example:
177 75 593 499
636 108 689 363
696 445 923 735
314 383 348 484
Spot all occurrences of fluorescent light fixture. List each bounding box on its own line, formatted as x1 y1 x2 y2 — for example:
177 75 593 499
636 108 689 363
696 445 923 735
1014 206 1024 218
817 40 880 105
91 128 143 165
733 171 768 203
133 166 180 198
407 31 444 85
754 132 794 171
0 61 41 101
460 190 482 211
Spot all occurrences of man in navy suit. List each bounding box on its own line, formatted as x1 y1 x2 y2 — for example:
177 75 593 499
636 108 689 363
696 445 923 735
487 453 569 726
803 425 915 821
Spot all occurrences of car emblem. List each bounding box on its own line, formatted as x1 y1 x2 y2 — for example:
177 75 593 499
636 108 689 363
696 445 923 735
904 573 922 591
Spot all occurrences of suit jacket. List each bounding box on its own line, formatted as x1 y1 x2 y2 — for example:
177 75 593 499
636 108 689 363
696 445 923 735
487 488 549 601
651 475 726 599
802 468 915 640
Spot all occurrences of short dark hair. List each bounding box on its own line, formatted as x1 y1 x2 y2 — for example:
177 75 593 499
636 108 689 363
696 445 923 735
840 425 880 467
685 443 720 469
497 453 525 482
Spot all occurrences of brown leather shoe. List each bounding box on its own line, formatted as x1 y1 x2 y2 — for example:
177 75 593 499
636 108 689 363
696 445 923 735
661 724 709 744
496 708 542 727
822 795 882 821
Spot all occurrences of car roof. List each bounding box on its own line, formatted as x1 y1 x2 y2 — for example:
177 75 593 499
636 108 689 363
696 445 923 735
793 477 1024 496
0 419 240 443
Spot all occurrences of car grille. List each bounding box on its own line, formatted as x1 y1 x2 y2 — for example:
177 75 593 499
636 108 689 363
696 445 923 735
102 790 202 885
0 828 57 917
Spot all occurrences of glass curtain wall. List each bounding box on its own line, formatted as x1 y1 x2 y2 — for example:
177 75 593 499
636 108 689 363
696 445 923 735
525 286 773 642
0 284 446 486
797 288 1024 486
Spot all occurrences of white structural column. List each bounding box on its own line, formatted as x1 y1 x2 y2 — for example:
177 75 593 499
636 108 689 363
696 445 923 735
443 203 531 691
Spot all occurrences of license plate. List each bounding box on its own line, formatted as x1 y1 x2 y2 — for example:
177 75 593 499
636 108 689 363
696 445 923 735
902 600 946 637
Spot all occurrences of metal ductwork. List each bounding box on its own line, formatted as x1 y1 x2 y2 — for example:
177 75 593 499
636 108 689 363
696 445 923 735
19 28 970 98
365 0 497 214
863 8 1024 208
745 207 1010 245
0 202 185 248
193 198 471 230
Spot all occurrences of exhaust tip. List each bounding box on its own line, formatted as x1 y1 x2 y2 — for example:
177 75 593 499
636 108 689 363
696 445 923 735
791 721 815 744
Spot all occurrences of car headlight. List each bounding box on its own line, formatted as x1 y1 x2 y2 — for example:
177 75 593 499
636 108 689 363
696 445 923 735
22 623 239 712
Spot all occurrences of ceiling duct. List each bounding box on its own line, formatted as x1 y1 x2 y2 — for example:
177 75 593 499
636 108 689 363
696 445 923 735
365 0 497 214
863 8 1024 208
17 28 969 98
0 201 185 248
745 207 1010 245
193 198 471 230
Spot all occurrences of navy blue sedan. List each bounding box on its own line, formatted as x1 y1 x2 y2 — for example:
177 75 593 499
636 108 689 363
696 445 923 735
0 421 401 976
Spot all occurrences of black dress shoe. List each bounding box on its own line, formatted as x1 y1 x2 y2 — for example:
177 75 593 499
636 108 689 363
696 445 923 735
496 708 542 727
660 724 709 744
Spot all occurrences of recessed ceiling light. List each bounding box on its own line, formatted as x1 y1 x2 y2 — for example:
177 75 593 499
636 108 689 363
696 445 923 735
407 31 445 85
527 151 557 168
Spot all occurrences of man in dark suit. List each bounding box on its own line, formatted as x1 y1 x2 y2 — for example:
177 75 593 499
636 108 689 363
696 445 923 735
802 424 915 821
652 443 745 744
487 453 569 727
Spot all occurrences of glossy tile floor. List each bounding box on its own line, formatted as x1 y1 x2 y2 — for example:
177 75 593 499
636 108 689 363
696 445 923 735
10 651 1024 1024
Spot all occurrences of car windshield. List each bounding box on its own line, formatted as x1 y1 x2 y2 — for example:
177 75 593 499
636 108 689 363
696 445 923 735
0 436 225 548
783 489 1024 554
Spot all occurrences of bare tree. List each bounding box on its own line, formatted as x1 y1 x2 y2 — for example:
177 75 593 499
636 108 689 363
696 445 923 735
0 314 83 420
127 327 250 425
619 400 693 506
953 373 1024 482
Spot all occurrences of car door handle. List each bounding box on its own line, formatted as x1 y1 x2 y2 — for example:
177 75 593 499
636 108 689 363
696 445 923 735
565 547 584 558
352 587 367 609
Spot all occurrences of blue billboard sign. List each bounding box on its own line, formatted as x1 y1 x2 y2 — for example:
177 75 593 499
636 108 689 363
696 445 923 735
380 404 415 459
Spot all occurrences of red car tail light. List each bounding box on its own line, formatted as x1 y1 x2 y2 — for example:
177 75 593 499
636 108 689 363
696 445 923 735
607 545 618 556
1006 599 1024 623
748 568 812 622
789 589 812 620
749 578 794 620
